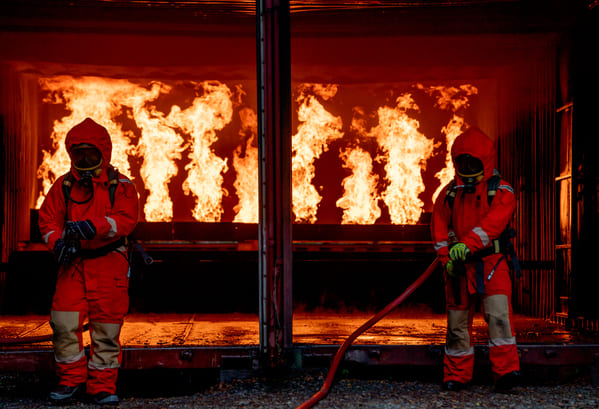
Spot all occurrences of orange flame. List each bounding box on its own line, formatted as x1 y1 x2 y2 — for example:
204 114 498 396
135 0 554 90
232 107 259 223
292 84 344 223
417 84 478 203
36 77 478 226
36 77 239 223
336 146 381 224
126 81 184 222
372 93 435 224
36 76 138 208
166 81 233 222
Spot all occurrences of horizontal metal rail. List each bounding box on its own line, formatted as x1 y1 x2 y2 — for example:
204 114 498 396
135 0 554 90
2 344 598 372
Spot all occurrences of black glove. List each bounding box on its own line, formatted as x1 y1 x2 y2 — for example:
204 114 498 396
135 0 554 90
54 238 78 266
65 220 97 240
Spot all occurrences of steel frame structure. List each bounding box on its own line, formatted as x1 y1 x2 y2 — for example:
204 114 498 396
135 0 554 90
256 0 293 367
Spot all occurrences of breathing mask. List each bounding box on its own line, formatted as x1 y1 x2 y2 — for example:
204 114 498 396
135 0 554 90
66 143 102 203
455 154 484 193
71 143 103 185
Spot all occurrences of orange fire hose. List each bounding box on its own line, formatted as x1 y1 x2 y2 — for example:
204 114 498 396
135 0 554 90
296 256 440 409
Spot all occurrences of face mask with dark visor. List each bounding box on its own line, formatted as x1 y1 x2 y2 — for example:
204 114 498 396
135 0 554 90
71 144 102 173
455 154 484 193
68 144 103 203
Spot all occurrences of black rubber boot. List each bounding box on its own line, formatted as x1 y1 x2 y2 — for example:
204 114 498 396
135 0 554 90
495 370 521 392
442 380 467 391
49 384 82 402
91 391 120 406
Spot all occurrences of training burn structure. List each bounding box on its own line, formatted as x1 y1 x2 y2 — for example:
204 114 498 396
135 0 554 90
1 1 598 373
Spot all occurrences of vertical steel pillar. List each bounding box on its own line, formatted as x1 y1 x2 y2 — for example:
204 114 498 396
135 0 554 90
256 0 293 367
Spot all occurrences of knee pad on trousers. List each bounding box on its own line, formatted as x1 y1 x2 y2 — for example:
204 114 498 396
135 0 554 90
50 311 83 362
90 321 122 368
483 294 514 341
446 309 471 352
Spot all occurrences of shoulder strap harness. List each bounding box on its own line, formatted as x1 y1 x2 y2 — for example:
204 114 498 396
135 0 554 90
61 166 128 260
444 171 521 294
62 165 120 208
444 171 502 210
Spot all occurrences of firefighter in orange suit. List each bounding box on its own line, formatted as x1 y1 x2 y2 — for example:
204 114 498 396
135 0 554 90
39 118 138 405
431 127 520 392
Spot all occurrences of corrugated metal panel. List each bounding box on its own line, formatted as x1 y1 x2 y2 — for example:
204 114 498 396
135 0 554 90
1 65 41 263
498 44 557 319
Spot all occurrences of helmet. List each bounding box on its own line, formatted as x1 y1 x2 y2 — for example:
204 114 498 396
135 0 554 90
455 153 484 192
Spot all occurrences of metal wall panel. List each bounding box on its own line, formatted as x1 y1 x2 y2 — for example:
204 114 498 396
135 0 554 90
498 44 557 319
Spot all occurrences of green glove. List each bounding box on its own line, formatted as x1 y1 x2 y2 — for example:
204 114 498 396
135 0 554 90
449 242 470 262
445 260 456 277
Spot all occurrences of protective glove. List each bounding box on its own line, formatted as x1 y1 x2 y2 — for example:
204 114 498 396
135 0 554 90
445 260 456 277
449 242 470 262
53 239 76 266
65 220 97 240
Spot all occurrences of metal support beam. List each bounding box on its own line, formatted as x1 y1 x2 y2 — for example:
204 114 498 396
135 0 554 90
256 0 293 367
3 344 599 372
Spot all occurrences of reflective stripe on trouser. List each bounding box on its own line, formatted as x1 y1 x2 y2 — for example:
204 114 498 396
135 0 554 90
483 294 520 379
444 309 474 384
51 251 129 394
50 307 88 386
87 322 123 395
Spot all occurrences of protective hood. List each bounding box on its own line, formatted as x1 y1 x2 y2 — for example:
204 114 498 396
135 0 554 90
451 127 496 182
65 118 112 178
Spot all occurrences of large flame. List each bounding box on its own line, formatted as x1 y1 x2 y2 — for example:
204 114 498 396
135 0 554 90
166 81 233 222
417 84 479 203
36 76 238 222
36 76 478 226
372 94 435 224
36 76 138 208
336 146 381 224
292 84 344 223
124 81 184 222
232 107 259 223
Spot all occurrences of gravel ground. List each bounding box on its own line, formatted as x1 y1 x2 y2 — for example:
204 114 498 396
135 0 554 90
1 367 598 409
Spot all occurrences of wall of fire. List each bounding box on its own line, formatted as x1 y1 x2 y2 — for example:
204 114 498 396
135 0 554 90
1 2 596 325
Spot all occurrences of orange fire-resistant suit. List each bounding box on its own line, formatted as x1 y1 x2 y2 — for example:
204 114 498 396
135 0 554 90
431 127 519 385
39 118 139 395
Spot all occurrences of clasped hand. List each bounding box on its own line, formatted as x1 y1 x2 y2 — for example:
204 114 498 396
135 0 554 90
53 220 97 266
445 242 470 277
449 242 470 261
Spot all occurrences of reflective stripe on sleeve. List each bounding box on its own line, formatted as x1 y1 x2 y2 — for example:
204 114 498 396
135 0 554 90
43 231 55 244
498 184 515 194
105 217 117 238
472 227 490 246
434 241 449 251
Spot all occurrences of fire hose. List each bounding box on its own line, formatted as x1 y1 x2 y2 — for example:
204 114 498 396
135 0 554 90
296 256 440 409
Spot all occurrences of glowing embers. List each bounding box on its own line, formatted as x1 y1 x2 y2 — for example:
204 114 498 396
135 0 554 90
36 76 478 224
